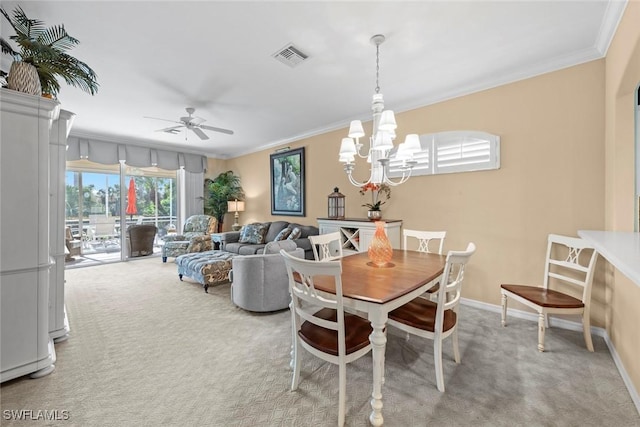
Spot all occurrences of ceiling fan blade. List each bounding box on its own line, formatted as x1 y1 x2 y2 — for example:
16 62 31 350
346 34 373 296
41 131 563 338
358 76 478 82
157 125 184 133
199 124 234 135
191 127 209 140
190 117 206 126
144 116 182 124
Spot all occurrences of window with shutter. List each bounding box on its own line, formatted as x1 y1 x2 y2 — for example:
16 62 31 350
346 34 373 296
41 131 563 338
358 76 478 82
388 130 500 178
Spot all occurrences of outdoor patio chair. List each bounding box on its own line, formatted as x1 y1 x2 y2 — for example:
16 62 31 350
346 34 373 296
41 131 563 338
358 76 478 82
65 227 82 261
127 224 157 258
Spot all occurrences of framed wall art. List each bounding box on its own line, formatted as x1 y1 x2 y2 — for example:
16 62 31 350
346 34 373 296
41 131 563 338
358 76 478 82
270 147 305 216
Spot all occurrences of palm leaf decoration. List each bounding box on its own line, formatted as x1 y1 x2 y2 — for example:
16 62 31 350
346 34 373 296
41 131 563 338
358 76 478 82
1 6 98 96
205 171 245 230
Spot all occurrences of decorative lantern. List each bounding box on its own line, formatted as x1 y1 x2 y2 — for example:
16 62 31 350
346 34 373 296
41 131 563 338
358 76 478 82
327 187 345 219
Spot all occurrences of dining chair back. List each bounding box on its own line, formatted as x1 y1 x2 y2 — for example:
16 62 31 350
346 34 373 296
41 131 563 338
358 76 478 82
500 234 598 352
280 249 372 427
403 229 447 254
403 229 447 298
387 242 476 392
309 232 343 261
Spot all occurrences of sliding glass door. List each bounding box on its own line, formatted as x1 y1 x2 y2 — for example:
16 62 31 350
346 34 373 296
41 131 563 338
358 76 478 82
65 160 178 264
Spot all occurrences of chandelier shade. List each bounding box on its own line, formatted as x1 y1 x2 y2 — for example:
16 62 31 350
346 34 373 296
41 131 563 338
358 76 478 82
338 34 419 187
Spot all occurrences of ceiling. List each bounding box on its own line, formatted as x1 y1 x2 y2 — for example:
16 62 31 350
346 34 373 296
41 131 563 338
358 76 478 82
0 1 627 159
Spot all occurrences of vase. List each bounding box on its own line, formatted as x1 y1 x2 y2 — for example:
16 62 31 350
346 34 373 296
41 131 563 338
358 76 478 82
6 62 42 96
367 210 382 221
368 221 393 267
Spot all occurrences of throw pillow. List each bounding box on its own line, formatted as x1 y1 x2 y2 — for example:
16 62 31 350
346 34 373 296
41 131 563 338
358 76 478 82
239 223 269 244
206 217 217 234
274 226 292 241
287 226 302 240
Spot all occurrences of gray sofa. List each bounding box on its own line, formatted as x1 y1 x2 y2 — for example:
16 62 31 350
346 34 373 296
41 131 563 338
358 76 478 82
217 220 319 260
229 240 304 312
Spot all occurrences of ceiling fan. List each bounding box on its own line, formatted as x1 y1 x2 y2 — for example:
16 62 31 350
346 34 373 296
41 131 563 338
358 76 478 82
145 107 234 140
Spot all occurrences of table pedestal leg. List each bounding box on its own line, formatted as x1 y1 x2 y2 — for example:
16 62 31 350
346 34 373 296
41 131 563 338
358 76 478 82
369 317 386 426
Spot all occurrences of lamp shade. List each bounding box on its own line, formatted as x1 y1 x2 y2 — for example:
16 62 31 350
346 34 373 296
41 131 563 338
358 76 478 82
227 200 245 212
395 143 411 160
378 110 397 131
348 120 365 138
403 134 422 153
372 131 393 151
339 138 357 155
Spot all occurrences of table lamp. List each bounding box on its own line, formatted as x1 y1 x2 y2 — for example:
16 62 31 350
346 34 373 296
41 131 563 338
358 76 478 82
228 199 245 231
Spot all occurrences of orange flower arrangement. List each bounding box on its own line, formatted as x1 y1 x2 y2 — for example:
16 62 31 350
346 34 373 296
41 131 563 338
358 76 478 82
359 183 391 211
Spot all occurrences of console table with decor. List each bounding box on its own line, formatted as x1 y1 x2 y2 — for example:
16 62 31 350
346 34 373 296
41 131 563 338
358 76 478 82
316 218 402 255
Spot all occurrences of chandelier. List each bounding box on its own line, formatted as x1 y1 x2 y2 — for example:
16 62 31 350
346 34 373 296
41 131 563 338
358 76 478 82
338 34 421 187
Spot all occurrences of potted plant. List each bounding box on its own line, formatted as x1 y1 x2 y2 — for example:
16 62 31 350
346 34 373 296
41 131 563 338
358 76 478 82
204 171 245 232
360 182 391 220
0 6 98 97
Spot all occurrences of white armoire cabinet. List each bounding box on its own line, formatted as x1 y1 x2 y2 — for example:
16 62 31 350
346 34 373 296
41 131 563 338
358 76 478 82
49 110 75 342
0 88 65 382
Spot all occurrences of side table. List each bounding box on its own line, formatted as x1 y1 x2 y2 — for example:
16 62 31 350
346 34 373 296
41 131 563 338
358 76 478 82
211 233 225 251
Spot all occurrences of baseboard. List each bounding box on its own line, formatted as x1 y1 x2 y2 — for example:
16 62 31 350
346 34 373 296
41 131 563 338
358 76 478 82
460 297 640 415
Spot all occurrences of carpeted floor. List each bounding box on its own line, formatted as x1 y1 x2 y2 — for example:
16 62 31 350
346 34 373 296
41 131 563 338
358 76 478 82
1 256 638 426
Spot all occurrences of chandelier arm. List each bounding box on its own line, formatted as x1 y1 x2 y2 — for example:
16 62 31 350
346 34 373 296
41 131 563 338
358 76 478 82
344 167 372 187
382 172 411 187
380 161 414 186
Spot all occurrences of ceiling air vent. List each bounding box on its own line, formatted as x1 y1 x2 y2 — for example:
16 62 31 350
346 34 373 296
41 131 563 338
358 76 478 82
272 43 309 68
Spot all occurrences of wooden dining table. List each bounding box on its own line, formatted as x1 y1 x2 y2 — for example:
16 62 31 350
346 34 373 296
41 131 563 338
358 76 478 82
311 249 446 426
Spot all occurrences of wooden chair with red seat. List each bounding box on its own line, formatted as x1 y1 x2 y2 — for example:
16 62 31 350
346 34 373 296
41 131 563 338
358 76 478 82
387 242 476 392
280 249 372 427
500 234 598 352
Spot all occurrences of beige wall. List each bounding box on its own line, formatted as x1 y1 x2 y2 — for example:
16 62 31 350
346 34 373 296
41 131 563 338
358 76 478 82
226 58 606 314
213 5 640 396
604 0 640 397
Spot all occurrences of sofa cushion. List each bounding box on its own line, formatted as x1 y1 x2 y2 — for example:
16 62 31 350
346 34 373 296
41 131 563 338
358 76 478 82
263 239 298 254
264 221 289 242
239 223 269 244
287 226 302 240
239 244 266 255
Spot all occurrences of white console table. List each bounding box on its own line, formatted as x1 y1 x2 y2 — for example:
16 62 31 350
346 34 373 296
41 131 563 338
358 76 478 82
317 218 402 254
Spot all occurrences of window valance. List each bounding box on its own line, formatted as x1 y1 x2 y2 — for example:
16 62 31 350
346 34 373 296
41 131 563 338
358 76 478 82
66 137 207 173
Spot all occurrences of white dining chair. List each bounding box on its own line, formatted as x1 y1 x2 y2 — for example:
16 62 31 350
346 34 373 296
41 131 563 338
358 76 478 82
500 234 598 352
387 242 476 392
309 232 343 261
403 229 447 298
403 229 447 254
280 250 372 427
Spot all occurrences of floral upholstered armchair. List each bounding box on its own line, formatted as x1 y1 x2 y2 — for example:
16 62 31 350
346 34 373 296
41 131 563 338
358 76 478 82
162 215 218 262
